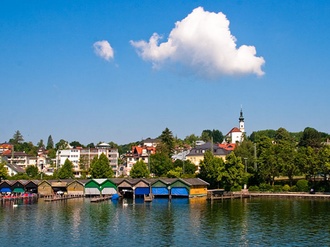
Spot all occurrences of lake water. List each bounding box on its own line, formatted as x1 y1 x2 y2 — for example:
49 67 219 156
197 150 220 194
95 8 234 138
0 197 329 246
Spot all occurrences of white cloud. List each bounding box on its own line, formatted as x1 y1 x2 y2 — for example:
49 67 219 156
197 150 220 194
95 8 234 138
130 7 265 78
93 40 114 61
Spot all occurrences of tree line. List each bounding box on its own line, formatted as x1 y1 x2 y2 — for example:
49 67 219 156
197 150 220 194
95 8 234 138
2 127 330 193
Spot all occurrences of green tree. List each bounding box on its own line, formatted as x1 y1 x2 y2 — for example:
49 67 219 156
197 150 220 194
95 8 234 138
201 130 212 142
108 141 118 148
57 159 74 179
224 152 245 190
90 153 114 178
249 129 276 143
10 130 24 144
274 128 298 186
46 135 54 149
201 129 224 143
70 141 84 148
257 136 279 185
173 159 196 175
158 128 175 156
184 134 199 147
317 145 330 187
26 165 39 178
0 160 9 180
199 151 226 189
212 129 224 143
150 152 173 177
37 139 45 148
167 167 183 178
234 139 255 173
298 127 322 149
130 160 150 178
47 149 56 159
296 146 318 183
86 143 95 148
55 139 70 150
14 142 38 156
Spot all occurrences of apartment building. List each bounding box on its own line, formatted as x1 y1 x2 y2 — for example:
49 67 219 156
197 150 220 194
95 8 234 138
56 142 119 178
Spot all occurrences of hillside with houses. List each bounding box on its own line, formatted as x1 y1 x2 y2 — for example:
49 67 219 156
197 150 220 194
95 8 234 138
1 109 330 192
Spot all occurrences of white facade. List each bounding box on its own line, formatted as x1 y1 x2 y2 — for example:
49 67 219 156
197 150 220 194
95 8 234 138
231 130 243 143
56 146 119 177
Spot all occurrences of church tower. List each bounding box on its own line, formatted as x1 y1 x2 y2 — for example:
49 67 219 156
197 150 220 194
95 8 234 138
239 108 245 133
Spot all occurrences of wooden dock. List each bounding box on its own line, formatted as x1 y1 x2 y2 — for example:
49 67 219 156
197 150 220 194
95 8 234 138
44 195 83 202
144 194 153 202
249 192 330 199
207 189 250 200
90 196 112 203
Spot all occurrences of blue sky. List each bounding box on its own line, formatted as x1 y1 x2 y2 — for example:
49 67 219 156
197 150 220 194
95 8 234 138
1 1 330 145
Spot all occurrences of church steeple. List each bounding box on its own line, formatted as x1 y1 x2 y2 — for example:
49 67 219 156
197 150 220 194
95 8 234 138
239 108 245 133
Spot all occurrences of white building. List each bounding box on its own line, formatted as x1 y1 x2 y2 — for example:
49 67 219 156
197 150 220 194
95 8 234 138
225 109 245 144
56 143 119 178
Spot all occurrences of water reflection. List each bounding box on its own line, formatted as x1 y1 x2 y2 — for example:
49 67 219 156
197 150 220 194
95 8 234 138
1 197 330 246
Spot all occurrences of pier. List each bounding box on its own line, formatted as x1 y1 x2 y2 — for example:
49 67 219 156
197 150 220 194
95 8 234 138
207 189 250 200
90 196 112 203
44 194 83 202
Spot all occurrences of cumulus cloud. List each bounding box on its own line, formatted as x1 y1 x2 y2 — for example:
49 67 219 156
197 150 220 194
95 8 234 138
93 40 114 61
130 7 265 78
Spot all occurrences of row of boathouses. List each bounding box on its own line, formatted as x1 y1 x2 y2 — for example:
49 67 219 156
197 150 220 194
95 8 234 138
0 178 209 198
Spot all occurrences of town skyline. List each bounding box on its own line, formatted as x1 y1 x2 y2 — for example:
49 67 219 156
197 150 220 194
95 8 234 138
1 1 329 145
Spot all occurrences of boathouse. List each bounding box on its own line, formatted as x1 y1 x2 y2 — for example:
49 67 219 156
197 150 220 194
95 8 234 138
38 180 52 196
151 179 171 197
83 179 117 196
25 180 39 193
51 180 71 194
67 180 87 196
85 179 102 196
183 178 209 197
99 179 117 195
170 179 190 197
11 180 26 193
116 179 135 197
133 179 151 197
0 180 12 193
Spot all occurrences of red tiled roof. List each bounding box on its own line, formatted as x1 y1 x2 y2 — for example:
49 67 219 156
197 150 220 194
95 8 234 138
218 143 236 151
226 127 241 136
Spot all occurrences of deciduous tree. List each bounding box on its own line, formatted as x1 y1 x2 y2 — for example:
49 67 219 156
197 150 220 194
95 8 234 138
57 159 74 179
26 165 39 178
150 152 173 177
0 160 8 180
130 160 149 178
90 153 114 178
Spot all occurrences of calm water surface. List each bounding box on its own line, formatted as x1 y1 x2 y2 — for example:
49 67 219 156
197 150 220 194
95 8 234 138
0 197 329 246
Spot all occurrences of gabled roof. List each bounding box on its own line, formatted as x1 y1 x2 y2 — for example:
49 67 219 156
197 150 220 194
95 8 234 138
218 143 236 151
181 178 210 186
226 127 241 136
2 151 29 157
5 163 25 173
186 142 231 157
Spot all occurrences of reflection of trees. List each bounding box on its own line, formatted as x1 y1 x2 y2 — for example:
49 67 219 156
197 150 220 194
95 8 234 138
89 203 111 234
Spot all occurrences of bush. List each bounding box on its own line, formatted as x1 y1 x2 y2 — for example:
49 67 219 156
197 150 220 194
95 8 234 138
230 185 242 192
259 183 272 192
296 179 309 192
290 185 298 192
282 184 290 192
273 185 282 192
248 185 259 192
